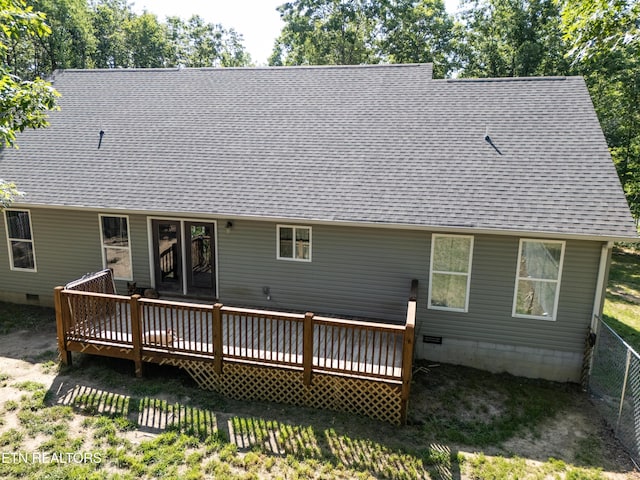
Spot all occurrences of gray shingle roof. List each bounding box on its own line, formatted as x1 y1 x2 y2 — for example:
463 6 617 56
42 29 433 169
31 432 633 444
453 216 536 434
1 64 636 239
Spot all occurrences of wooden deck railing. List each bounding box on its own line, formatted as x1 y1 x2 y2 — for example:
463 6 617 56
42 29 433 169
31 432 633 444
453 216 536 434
55 276 418 418
312 316 406 379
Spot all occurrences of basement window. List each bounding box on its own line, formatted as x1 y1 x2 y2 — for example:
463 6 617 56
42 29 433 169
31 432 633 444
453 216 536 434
4 209 37 271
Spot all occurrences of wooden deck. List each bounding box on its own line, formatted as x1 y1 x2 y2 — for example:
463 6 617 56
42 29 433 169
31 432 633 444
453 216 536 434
54 270 417 423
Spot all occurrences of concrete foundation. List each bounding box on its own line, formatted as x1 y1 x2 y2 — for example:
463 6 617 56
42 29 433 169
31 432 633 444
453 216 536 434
415 337 583 383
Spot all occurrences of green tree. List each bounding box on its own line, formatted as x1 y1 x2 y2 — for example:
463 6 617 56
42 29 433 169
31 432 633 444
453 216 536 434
561 0 639 63
4 0 96 78
561 0 640 219
270 0 377 66
125 12 172 68
0 180 22 208
455 0 570 77
218 27 251 67
0 0 59 148
375 0 454 77
29 0 96 73
91 0 132 68
0 0 59 207
7 0 254 73
166 15 251 67
270 0 455 76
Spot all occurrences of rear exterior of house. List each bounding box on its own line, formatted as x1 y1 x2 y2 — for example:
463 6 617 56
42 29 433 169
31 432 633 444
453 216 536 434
0 208 620 382
0 64 636 383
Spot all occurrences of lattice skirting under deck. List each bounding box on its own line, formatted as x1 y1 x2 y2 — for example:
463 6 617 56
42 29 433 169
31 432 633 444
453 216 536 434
157 358 404 424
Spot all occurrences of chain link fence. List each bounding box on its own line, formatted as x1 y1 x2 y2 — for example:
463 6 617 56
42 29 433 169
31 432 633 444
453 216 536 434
589 317 640 464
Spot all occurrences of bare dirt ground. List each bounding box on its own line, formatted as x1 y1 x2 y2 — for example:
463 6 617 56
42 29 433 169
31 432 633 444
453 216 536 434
0 322 639 479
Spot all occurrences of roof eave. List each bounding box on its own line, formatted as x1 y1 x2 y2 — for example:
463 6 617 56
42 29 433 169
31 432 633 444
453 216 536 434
9 202 638 243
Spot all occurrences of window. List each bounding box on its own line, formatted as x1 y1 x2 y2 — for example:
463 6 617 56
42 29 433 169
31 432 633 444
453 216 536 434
277 225 311 261
4 210 36 271
513 239 565 321
100 215 132 280
428 234 473 312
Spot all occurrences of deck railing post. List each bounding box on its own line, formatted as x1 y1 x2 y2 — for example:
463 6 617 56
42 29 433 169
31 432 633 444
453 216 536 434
400 280 418 424
213 303 224 374
130 294 143 377
409 279 419 301
54 286 72 366
303 312 314 386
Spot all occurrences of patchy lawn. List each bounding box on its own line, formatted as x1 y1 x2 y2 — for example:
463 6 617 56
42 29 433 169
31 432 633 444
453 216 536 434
0 307 637 479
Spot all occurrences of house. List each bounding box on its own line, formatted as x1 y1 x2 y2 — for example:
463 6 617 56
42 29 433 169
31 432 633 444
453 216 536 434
0 64 636 384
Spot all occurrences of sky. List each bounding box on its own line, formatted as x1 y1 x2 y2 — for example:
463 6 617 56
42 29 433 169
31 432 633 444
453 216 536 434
131 0 285 66
131 0 460 66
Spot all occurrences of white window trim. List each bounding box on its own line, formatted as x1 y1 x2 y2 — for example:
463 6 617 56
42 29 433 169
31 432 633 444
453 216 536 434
428 234 474 313
276 224 312 262
512 238 565 321
99 214 134 281
4 209 37 272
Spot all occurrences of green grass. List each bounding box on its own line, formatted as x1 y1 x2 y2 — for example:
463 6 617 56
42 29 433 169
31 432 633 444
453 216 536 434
464 454 607 480
603 245 640 351
0 301 55 334
413 363 576 447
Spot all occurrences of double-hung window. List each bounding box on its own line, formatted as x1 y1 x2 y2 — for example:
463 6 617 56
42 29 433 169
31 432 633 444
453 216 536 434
428 234 474 312
100 215 133 280
277 225 311 261
513 239 565 320
4 209 36 271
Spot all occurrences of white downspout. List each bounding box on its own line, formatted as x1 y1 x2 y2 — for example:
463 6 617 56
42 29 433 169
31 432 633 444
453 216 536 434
585 241 613 380
591 241 614 334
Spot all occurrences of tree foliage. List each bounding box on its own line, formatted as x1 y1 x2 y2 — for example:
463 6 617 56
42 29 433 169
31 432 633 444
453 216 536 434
3 0 251 78
1 0 60 209
270 0 454 77
30 0 96 71
454 0 571 77
561 0 640 219
0 0 60 149
561 0 639 63
0 179 23 208
270 0 377 66
91 0 132 68
166 14 250 68
375 0 454 76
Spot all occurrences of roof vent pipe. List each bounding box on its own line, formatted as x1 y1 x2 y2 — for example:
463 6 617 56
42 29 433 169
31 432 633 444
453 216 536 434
484 127 502 155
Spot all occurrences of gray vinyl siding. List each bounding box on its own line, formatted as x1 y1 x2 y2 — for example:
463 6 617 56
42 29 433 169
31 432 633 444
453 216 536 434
0 209 601 356
218 224 600 354
417 235 600 354
127 215 151 291
0 208 151 303
218 221 426 323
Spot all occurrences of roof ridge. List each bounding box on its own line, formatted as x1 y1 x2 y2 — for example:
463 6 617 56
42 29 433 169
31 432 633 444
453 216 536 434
53 63 433 74
444 76 571 83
